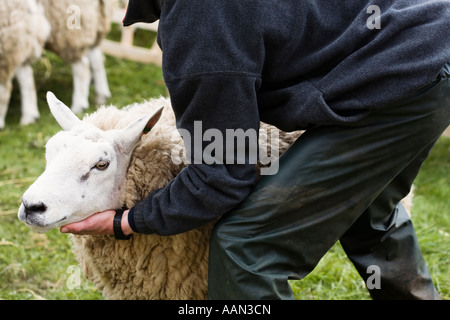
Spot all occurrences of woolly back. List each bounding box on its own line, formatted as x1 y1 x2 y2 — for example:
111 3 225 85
0 0 49 80
37 0 111 62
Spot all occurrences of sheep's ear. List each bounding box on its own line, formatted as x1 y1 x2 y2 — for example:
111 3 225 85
142 106 164 134
115 106 164 153
47 92 82 131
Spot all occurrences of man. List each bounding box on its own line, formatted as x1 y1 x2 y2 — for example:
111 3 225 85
62 0 449 299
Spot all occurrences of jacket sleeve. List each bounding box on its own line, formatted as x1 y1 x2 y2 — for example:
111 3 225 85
127 0 265 235
128 74 261 235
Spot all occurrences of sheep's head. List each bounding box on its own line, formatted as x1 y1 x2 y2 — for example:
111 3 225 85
18 92 163 233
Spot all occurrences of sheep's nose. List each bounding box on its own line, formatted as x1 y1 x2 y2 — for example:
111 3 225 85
23 201 47 217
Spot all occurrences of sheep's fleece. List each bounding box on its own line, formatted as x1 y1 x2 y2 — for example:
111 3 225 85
0 0 49 81
70 97 300 299
37 0 111 62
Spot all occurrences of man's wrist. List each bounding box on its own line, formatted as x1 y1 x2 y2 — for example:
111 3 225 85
121 210 135 236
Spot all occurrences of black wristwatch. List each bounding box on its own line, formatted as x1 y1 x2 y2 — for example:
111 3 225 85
113 209 133 240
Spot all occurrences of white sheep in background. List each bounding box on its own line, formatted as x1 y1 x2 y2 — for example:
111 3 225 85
0 0 112 130
18 92 414 299
38 0 112 113
0 0 50 129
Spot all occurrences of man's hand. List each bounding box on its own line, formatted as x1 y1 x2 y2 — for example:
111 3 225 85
60 209 134 236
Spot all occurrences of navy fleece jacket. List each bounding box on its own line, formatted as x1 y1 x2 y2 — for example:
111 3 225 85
124 0 450 235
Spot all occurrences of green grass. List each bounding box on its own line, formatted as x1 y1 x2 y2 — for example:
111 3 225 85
0 38 449 299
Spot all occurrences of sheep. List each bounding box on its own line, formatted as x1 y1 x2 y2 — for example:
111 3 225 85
0 0 112 130
18 92 301 299
0 0 50 130
38 0 113 113
19 92 414 299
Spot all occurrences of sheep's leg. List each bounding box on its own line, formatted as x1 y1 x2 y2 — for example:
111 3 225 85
0 80 12 130
87 46 111 105
71 55 91 114
15 64 40 126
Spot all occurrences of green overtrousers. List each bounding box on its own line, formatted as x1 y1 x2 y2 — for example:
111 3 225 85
208 65 450 299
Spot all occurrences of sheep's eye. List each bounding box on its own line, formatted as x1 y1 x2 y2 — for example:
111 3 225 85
95 160 110 171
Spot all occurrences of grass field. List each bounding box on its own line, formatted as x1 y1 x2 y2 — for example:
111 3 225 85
0 34 449 300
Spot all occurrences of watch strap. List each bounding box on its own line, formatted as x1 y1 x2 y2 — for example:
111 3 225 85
113 209 132 240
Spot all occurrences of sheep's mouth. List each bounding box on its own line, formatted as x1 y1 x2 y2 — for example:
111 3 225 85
52 216 67 225
45 216 69 229
55 216 68 224
33 215 67 226
24 215 68 233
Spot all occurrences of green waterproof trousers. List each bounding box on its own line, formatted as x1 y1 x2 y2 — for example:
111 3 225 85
208 64 450 300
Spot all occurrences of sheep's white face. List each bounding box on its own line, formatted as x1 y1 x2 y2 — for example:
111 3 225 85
18 92 163 233
19 128 123 233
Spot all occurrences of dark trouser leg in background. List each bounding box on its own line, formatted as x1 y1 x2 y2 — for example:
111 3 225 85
208 73 449 299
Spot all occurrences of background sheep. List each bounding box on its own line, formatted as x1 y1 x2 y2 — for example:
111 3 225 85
0 0 50 130
38 0 113 113
0 0 112 130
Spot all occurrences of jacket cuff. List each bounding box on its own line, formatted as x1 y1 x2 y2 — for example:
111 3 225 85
127 207 139 233
123 0 160 26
